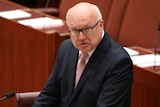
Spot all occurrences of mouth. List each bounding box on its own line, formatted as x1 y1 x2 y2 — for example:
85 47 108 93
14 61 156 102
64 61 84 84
80 42 88 46
78 42 90 51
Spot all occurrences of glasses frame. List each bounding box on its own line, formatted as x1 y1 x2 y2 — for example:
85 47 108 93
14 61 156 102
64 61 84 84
69 20 101 36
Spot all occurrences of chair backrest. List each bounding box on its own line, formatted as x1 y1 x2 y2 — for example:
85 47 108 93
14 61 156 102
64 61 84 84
105 0 160 48
16 92 40 107
105 0 129 41
118 0 160 48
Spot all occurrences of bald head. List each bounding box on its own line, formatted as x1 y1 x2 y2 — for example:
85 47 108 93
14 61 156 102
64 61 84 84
66 2 102 26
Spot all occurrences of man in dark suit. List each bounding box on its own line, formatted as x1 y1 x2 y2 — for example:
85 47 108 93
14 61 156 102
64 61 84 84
33 2 133 107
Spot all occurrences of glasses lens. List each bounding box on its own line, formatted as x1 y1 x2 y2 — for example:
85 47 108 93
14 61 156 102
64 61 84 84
83 28 92 35
70 30 79 36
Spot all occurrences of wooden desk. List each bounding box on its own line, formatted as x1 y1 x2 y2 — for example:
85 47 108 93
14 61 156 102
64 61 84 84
130 46 160 107
0 0 69 36
0 0 69 107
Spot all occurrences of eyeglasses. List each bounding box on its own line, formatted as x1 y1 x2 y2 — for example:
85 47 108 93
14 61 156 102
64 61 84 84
69 20 101 36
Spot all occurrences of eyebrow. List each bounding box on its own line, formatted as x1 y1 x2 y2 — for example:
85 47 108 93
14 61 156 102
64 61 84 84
69 21 92 30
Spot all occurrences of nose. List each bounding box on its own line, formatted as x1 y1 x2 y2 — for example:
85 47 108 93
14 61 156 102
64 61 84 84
78 31 86 40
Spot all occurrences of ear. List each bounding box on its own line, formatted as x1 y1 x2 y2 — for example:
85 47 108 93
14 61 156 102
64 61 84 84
99 19 104 27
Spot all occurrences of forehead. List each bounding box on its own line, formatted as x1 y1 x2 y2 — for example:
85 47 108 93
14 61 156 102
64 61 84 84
67 5 97 28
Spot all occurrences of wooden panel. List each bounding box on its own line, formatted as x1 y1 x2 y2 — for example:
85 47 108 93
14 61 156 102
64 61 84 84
0 12 68 107
0 17 48 107
130 47 160 107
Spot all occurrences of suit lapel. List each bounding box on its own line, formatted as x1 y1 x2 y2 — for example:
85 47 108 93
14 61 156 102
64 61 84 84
67 48 79 98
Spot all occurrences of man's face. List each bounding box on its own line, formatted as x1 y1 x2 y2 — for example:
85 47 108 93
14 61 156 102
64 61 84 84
67 14 104 52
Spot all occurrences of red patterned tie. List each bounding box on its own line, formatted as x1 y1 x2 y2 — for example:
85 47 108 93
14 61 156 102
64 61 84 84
75 52 88 87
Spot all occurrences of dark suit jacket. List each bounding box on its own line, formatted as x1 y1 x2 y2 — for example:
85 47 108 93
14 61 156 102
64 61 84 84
33 32 133 107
